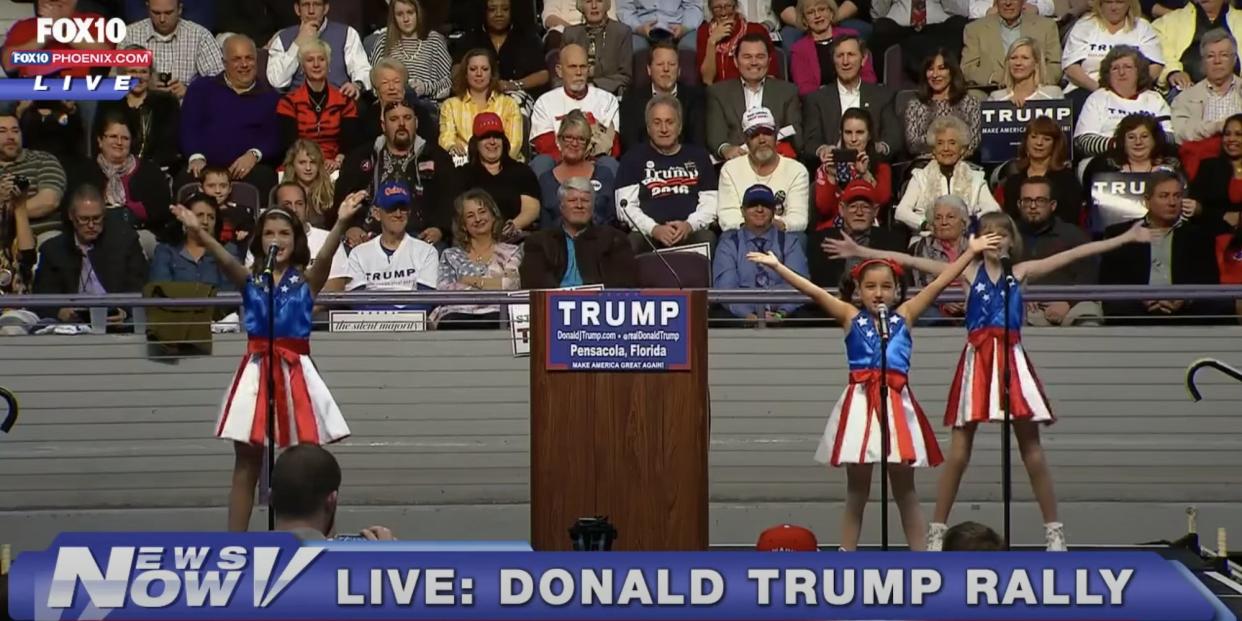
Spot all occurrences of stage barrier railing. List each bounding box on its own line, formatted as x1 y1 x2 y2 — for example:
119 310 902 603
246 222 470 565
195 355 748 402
0 285 1239 549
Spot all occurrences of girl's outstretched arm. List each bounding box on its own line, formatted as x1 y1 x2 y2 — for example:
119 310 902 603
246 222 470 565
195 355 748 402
746 251 857 326
1015 220 1151 282
823 231 978 281
898 234 1001 322
170 204 251 289
306 191 367 294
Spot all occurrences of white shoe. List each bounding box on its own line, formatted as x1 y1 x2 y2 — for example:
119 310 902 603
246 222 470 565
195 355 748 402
927 522 948 551
1045 522 1067 551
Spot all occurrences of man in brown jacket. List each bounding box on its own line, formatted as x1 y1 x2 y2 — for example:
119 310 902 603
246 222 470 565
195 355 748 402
520 176 638 289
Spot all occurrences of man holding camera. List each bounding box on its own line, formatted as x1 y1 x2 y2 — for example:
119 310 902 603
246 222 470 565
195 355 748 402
0 113 66 230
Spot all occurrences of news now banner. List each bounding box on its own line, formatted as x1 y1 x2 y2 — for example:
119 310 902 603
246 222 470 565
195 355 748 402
7 533 1236 621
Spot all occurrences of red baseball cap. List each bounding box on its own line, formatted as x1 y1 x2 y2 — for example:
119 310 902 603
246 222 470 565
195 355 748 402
839 179 877 205
472 112 505 138
756 524 819 551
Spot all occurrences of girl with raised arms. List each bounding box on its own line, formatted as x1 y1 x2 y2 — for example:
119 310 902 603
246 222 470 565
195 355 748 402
170 190 368 531
748 228 1002 550
825 204 1152 550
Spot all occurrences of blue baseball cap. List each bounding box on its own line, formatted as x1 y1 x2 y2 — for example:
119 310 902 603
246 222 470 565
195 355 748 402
743 184 776 208
376 180 412 210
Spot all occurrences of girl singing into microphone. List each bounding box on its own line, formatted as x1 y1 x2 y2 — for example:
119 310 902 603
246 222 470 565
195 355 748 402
748 232 1000 551
825 194 1153 551
170 190 367 531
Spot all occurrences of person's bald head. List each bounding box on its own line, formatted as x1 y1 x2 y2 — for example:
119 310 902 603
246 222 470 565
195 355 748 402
558 43 590 94
222 35 258 88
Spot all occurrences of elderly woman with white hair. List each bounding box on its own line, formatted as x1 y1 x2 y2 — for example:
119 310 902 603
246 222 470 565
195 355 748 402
894 116 1001 234
275 38 360 173
910 195 972 323
562 0 634 94
988 38 1064 106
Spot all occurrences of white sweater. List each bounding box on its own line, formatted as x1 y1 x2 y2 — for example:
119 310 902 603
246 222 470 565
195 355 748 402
894 162 1001 232
718 155 810 232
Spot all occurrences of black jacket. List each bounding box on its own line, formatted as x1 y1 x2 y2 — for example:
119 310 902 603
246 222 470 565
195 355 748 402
1189 156 1242 228
519 225 639 289
94 91 182 172
1098 218 1224 323
33 211 148 318
64 158 173 239
334 136 455 239
802 82 903 162
807 226 910 287
619 84 707 150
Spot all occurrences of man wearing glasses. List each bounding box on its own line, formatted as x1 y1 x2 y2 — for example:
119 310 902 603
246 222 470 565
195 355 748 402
32 185 147 326
1016 176 1102 327
267 0 372 98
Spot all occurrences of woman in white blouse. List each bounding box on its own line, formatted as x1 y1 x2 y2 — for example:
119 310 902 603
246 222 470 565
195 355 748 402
988 38 1064 105
894 116 1001 235
1061 0 1163 109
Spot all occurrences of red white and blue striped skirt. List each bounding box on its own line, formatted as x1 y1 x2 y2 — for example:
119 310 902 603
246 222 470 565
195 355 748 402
816 369 943 468
945 328 1055 428
215 337 350 447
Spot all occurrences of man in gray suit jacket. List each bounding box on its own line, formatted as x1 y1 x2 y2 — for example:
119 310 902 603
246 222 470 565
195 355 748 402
802 36 903 162
960 0 1061 89
706 32 803 161
561 5 635 95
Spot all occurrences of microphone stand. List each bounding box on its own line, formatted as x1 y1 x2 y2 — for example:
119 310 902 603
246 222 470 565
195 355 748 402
878 309 891 551
264 259 278 532
1001 270 1014 550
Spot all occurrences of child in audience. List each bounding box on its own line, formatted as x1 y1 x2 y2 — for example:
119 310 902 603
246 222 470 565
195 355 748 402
748 232 1001 551
200 166 255 251
824 210 1152 551
169 190 367 532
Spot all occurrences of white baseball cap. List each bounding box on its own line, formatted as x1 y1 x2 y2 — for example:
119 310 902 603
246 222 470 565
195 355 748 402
742 106 777 135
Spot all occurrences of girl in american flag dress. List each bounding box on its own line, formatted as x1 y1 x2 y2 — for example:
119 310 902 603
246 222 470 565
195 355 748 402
825 208 1152 551
748 232 1000 551
170 190 367 532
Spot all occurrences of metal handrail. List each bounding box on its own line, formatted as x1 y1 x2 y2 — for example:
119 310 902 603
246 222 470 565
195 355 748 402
3 285 1241 308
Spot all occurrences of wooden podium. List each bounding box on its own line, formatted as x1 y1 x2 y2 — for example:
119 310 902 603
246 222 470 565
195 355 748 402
529 290 709 551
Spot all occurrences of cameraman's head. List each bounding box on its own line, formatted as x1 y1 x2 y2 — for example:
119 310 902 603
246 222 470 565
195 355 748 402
0 113 21 163
272 445 342 539
943 521 1005 551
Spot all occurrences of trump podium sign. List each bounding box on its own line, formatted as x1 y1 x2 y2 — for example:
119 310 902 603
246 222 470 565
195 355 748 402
7 532 1238 621
545 290 692 371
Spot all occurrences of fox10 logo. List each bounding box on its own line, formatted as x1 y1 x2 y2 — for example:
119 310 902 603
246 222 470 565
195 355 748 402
5 17 151 100
36 17 127 45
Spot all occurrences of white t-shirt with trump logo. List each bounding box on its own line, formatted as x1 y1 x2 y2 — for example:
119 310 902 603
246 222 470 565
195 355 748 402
1073 88 1173 141
1061 16 1163 93
338 234 439 292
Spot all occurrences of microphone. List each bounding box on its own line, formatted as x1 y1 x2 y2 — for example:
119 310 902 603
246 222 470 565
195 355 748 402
263 242 279 276
619 198 685 289
1000 252 1016 285
876 303 890 339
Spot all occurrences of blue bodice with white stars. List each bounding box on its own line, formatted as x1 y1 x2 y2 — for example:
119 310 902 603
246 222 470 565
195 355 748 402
844 311 912 373
242 270 314 338
964 268 1024 331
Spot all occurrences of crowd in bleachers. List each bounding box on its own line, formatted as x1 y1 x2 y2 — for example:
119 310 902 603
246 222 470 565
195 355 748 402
1 0 1242 332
